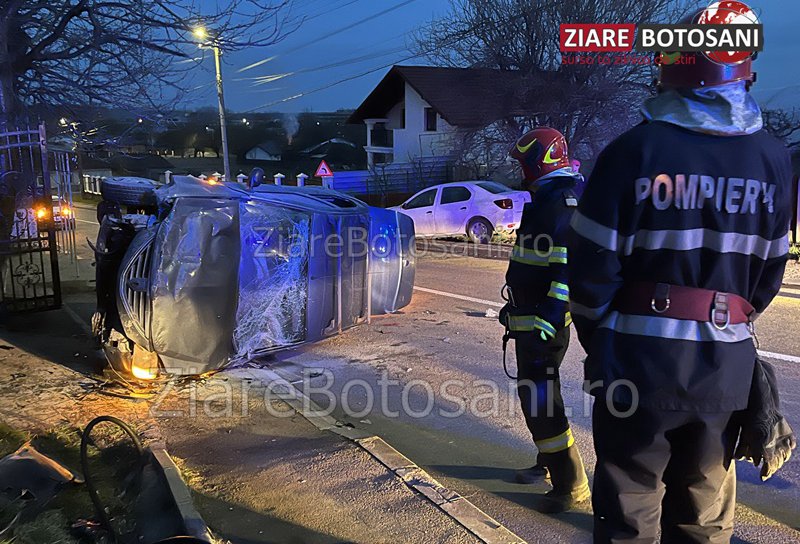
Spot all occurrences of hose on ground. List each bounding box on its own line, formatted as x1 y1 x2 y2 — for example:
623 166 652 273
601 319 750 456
80 416 211 544
80 415 145 543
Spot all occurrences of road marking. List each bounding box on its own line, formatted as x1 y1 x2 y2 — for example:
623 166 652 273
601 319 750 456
415 285 800 363
757 350 800 364
76 219 96 225
413 286 503 308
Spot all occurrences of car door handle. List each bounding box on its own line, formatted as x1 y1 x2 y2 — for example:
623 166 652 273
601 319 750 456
459 206 467 210
426 211 433 214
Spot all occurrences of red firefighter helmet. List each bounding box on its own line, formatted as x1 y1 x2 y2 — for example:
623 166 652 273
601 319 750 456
658 4 757 90
510 127 570 185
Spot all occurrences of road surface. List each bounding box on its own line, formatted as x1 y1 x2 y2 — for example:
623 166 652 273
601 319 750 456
71 204 800 543
270 254 800 543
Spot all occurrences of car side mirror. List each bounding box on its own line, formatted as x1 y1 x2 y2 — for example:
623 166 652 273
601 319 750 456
248 167 265 189
401 202 408 209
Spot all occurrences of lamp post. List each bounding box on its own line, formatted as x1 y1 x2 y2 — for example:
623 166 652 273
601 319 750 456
194 26 231 182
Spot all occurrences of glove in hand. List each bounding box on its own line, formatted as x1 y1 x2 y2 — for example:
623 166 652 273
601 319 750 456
736 417 796 481
735 357 797 481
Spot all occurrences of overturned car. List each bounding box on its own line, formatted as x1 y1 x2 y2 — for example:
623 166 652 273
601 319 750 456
92 175 415 378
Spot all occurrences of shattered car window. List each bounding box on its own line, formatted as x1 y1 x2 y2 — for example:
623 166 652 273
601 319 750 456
235 200 311 357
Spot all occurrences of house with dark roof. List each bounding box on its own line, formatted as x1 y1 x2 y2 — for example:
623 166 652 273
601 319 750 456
349 65 536 168
244 140 282 162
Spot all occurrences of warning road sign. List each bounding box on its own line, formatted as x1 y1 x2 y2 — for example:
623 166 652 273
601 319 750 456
314 160 334 178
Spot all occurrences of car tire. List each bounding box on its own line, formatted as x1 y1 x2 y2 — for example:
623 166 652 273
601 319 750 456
100 177 158 207
467 217 493 245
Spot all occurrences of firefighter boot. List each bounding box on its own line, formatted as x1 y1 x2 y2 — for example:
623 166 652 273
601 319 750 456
534 445 590 513
514 455 550 484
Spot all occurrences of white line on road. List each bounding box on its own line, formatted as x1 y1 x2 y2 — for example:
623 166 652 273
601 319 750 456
415 285 800 363
76 219 96 225
413 286 503 308
757 350 800 364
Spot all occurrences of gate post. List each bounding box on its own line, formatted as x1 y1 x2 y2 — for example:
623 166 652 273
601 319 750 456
39 122 62 308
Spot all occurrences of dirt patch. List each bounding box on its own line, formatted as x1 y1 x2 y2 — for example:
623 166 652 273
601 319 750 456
0 335 479 544
0 421 140 544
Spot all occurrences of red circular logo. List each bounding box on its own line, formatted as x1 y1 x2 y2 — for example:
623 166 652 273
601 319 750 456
698 1 760 65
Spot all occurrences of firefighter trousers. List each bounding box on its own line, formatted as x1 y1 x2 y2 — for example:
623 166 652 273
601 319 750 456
592 399 740 544
514 327 571 453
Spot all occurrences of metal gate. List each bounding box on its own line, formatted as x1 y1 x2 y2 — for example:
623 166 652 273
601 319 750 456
0 122 62 314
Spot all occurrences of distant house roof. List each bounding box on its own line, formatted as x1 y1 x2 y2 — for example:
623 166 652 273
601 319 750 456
248 140 282 156
301 138 358 155
348 65 541 128
109 154 173 174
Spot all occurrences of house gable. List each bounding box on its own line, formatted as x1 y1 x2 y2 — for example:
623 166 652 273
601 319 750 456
349 65 537 128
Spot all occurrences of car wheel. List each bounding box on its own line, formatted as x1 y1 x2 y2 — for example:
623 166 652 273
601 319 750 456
467 217 493 244
100 177 158 207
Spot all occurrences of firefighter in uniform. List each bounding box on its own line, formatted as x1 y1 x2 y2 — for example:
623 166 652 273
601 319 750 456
569 11 793 543
500 127 590 513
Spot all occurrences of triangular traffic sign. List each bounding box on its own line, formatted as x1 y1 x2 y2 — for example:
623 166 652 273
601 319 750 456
314 160 334 177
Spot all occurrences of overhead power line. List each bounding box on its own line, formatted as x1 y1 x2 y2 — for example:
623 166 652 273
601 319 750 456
237 45 408 87
237 0 421 73
244 52 424 113
241 6 521 112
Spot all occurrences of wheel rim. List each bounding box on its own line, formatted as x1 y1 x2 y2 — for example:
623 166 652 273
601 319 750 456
471 222 488 240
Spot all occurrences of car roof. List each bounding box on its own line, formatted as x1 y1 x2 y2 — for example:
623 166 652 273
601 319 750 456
418 181 510 189
409 181 514 196
158 175 368 213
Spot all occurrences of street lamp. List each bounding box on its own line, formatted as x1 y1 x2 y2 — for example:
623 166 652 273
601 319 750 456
194 25 231 183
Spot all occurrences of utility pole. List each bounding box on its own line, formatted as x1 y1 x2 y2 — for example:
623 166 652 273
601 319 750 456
212 44 231 182
194 26 231 182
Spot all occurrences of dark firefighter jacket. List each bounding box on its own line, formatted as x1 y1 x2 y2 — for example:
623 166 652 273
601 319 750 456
568 120 792 412
502 175 579 340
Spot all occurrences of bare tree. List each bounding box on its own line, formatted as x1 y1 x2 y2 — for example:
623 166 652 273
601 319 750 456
414 0 690 167
0 0 299 121
763 108 800 148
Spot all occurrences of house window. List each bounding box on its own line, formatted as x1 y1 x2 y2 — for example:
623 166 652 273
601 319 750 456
401 108 405 129
424 107 437 132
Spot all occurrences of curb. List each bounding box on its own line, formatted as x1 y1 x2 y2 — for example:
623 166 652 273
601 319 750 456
238 367 527 544
357 436 525 544
150 445 214 542
71 201 97 211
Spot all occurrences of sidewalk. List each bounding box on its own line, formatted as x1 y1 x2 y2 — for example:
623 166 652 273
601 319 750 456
157 371 481 544
0 302 487 544
783 260 800 287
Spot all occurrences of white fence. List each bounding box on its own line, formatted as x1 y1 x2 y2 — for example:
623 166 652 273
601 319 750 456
83 174 104 196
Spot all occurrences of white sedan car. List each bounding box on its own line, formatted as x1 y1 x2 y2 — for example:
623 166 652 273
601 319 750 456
392 181 530 244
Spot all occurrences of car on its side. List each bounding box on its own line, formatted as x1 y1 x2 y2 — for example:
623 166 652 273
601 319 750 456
391 181 530 244
92 174 416 379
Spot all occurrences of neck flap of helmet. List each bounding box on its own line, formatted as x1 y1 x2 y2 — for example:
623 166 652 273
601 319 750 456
642 80 763 136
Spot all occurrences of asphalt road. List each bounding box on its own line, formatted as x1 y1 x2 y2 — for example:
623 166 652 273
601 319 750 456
70 204 800 543
271 254 800 543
